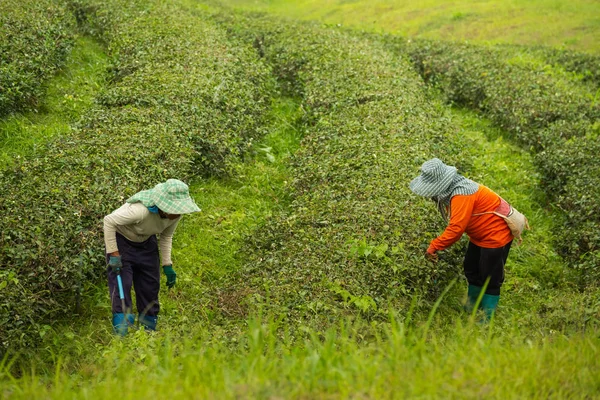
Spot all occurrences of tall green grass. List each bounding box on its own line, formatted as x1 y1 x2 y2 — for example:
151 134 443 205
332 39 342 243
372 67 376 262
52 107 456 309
2 315 599 399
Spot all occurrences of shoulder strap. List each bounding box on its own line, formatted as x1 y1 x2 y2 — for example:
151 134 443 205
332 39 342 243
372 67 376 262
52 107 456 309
472 211 494 217
472 198 513 218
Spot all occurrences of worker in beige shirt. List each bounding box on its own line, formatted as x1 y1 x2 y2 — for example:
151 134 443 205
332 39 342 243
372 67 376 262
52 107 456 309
104 179 200 335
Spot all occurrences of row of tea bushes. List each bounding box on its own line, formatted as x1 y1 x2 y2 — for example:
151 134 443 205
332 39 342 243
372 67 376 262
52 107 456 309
535 130 600 284
0 0 273 348
393 38 600 284
73 0 274 177
218 14 472 328
533 47 600 89
0 0 76 116
478 43 600 90
393 39 599 143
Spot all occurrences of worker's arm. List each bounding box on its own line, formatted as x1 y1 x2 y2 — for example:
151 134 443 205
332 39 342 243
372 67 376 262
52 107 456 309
427 195 475 253
158 218 180 266
159 219 181 289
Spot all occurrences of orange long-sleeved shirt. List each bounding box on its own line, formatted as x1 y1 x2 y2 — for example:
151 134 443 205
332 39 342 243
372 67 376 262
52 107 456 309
428 185 513 252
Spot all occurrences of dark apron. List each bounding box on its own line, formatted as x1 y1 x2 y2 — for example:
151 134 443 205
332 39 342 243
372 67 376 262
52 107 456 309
106 233 160 316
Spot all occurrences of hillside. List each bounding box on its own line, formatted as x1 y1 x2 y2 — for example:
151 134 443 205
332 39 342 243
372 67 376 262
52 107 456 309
0 0 598 398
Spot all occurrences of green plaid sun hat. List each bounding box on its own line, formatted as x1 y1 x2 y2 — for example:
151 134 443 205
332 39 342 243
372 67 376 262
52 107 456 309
127 179 201 214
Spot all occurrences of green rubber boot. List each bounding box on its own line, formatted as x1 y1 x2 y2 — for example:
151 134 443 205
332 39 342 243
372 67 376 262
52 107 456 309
464 285 482 313
480 294 500 321
112 313 135 336
139 314 158 331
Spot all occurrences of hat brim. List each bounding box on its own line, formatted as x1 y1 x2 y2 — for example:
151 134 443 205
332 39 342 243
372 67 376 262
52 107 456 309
155 198 201 215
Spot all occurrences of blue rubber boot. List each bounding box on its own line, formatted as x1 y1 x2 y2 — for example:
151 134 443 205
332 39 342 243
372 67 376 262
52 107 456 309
480 294 500 321
112 313 135 336
464 285 482 313
139 314 158 331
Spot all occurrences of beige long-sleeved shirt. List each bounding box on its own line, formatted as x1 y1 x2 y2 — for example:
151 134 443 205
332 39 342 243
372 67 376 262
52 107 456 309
103 202 181 266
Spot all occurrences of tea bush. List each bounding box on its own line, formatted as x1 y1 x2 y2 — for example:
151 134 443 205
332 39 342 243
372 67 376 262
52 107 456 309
0 0 76 116
389 38 600 283
536 132 600 286
0 0 273 348
533 47 600 88
394 39 599 141
217 14 473 329
72 0 274 177
466 43 600 90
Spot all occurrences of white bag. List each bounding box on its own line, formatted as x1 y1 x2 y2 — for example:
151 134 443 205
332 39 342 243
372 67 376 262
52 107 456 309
473 198 530 244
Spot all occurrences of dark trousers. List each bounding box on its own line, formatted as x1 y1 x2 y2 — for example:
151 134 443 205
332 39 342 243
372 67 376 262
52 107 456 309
106 233 160 317
463 241 512 296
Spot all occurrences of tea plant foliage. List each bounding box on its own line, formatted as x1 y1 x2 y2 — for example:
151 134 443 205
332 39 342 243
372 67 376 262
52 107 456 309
0 0 273 348
215 13 473 330
0 0 76 117
2 0 598 351
391 38 600 284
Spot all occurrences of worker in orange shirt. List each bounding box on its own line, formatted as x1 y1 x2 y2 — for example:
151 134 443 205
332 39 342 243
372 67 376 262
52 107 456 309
409 158 513 320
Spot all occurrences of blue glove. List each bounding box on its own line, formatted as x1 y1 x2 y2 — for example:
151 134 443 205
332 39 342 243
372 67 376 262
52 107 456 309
162 265 176 289
109 255 122 274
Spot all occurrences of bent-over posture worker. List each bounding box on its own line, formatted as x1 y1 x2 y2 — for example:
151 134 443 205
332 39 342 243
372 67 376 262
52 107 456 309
103 179 200 335
409 158 513 319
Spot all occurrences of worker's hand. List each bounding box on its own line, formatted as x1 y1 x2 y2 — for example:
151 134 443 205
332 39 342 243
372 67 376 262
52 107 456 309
162 265 177 289
109 255 123 274
425 250 438 263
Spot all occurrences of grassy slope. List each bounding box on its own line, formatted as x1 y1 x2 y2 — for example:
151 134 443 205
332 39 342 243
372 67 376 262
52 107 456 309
1 0 599 398
218 0 600 54
2 97 598 400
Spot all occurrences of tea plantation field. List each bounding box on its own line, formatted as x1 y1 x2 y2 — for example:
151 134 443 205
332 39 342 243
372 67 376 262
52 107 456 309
0 0 598 398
